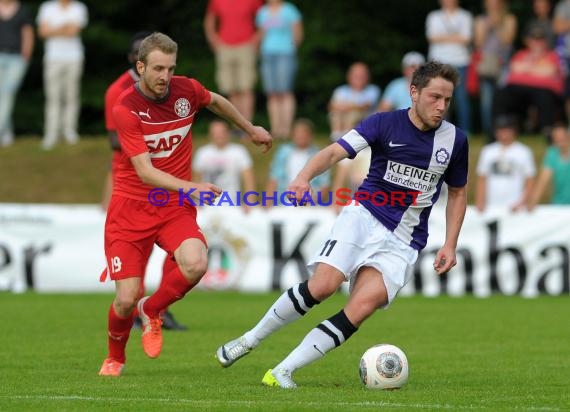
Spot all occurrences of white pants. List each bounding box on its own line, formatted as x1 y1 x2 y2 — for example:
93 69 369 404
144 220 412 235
42 59 83 147
308 203 418 308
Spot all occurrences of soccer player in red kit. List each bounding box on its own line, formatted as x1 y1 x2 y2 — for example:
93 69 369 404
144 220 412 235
99 32 272 376
101 31 187 331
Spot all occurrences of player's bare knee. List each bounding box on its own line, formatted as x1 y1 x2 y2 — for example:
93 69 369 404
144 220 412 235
114 293 138 315
308 278 339 301
179 254 208 282
308 266 345 301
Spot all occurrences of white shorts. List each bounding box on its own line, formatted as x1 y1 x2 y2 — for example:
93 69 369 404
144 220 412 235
308 203 418 308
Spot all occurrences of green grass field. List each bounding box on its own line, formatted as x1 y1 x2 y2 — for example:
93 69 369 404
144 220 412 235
0 292 568 411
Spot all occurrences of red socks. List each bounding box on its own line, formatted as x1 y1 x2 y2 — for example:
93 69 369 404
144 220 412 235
107 304 135 363
143 260 193 318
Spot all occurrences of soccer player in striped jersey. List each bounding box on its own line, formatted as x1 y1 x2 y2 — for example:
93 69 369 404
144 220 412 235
216 61 468 388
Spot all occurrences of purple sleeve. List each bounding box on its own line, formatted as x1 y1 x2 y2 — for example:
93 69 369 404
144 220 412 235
354 113 382 146
336 139 357 159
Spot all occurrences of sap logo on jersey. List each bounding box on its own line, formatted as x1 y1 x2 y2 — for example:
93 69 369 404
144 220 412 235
145 124 191 158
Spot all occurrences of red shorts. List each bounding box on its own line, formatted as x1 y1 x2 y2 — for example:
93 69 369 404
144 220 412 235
103 195 207 281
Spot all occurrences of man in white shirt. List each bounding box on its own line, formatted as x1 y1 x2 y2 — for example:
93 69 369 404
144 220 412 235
475 115 536 212
37 0 88 150
426 0 473 133
193 120 255 211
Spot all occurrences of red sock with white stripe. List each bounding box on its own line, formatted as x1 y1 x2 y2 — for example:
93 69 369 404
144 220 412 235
143 263 193 318
107 304 134 363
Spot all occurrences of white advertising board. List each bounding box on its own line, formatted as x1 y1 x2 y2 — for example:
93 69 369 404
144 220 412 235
0 203 568 296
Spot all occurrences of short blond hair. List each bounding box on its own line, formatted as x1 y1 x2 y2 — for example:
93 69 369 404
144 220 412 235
137 32 178 64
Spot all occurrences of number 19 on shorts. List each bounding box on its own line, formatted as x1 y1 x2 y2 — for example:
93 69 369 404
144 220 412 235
111 256 122 273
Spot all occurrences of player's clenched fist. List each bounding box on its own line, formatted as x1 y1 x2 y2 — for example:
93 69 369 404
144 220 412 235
287 178 311 206
249 126 272 153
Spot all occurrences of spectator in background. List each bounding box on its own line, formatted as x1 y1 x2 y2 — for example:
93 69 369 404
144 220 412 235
473 0 517 141
256 0 303 139
101 30 187 332
528 123 570 209
377 52 424 113
204 0 262 132
328 62 380 141
530 0 555 48
492 23 565 140
553 0 570 121
0 0 34 148
37 0 88 150
426 0 473 133
475 114 536 212
266 118 330 206
193 120 255 212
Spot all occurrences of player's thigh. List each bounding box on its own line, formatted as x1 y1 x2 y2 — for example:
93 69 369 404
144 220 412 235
344 266 388 326
106 239 153 281
307 263 346 301
308 204 417 311
307 203 373 278
157 206 207 275
105 196 155 280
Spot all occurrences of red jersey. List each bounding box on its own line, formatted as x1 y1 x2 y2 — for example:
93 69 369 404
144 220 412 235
207 0 262 45
112 76 212 201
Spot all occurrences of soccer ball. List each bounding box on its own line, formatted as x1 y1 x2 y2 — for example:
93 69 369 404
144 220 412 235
359 344 409 389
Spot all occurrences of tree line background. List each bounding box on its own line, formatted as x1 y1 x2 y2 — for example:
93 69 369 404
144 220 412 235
15 0 536 136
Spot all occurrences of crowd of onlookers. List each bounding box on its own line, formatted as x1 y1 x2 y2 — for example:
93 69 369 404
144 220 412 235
0 0 569 210
0 0 87 150
197 0 570 211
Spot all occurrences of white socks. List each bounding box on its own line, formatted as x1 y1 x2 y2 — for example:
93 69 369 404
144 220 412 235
276 310 357 372
244 281 319 347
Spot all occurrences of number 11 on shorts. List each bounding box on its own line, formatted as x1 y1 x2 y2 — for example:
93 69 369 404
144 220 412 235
319 239 337 257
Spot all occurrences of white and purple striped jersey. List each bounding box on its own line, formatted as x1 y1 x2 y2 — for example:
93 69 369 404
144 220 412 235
336 109 469 251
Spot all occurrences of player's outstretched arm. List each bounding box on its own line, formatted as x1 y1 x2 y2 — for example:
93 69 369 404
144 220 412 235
288 143 349 204
130 152 222 201
207 92 272 153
